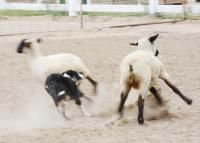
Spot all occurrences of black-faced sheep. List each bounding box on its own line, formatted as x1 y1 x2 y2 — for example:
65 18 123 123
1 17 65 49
17 38 98 93
118 34 192 124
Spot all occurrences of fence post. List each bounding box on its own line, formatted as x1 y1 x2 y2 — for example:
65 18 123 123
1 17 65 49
68 0 79 16
149 0 159 15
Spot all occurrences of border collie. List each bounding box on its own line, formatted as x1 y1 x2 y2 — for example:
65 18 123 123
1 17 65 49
45 70 92 119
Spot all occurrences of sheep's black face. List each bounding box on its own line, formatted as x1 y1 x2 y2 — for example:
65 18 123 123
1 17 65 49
17 39 31 54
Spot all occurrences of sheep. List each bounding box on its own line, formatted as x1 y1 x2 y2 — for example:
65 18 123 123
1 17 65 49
45 70 92 119
16 38 98 93
118 34 192 124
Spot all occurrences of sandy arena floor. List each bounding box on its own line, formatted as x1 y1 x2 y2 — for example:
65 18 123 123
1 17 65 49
0 16 200 143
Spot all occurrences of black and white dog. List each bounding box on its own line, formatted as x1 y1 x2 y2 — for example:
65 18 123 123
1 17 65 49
45 70 92 119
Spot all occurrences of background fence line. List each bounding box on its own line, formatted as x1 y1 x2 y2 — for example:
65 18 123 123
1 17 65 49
0 1 200 15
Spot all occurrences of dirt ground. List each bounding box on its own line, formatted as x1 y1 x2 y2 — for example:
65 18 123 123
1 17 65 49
0 16 200 143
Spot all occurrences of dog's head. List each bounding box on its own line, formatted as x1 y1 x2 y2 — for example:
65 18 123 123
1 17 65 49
62 70 84 86
129 33 159 56
17 38 42 54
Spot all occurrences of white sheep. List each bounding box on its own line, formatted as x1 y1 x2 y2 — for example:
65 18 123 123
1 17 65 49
17 38 97 93
118 34 192 124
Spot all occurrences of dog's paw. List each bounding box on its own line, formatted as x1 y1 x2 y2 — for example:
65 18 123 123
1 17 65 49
63 114 71 120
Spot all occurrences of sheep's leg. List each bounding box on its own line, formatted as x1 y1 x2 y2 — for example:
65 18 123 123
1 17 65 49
137 72 151 125
86 76 98 94
75 99 92 117
57 100 71 120
118 85 131 118
149 86 162 105
160 71 192 105
138 95 144 124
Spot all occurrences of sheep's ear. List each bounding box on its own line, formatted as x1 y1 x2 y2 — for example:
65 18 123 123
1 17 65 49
129 42 138 46
149 34 159 44
37 38 42 43
17 39 27 53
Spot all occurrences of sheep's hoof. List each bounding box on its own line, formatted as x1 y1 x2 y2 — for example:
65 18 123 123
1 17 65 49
138 117 144 124
186 98 192 105
118 113 124 120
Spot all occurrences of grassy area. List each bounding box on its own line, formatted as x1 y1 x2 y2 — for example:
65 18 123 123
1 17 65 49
155 13 200 20
0 10 200 20
84 12 148 17
0 10 148 17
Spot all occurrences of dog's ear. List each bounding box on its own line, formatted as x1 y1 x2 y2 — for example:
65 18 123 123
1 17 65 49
149 34 159 44
129 42 138 46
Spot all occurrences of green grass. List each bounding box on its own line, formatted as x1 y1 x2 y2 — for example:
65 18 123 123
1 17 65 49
0 10 147 17
83 12 148 17
1 10 200 20
155 12 200 20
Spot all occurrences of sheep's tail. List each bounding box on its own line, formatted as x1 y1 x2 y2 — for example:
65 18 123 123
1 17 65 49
129 65 133 73
128 65 137 87
129 65 134 80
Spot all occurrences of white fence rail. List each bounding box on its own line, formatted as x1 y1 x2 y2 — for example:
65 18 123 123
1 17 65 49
0 2 200 16
0 1 199 36
0 3 68 11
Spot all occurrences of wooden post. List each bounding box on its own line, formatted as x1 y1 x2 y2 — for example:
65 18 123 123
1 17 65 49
80 0 83 28
182 0 188 20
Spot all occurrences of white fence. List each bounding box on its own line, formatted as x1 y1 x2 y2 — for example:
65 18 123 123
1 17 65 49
0 0 199 36
0 0 200 16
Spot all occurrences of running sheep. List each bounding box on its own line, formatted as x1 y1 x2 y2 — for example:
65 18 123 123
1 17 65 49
118 34 192 124
16 38 98 93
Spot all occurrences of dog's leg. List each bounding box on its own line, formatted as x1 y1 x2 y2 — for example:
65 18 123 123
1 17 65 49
80 92 93 102
86 76 98 94
160 70 192 105
75 99 92 117
57 100 71 120
149 86 162 105
138 94 144 124
118 85 131 119
80 105 92 117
